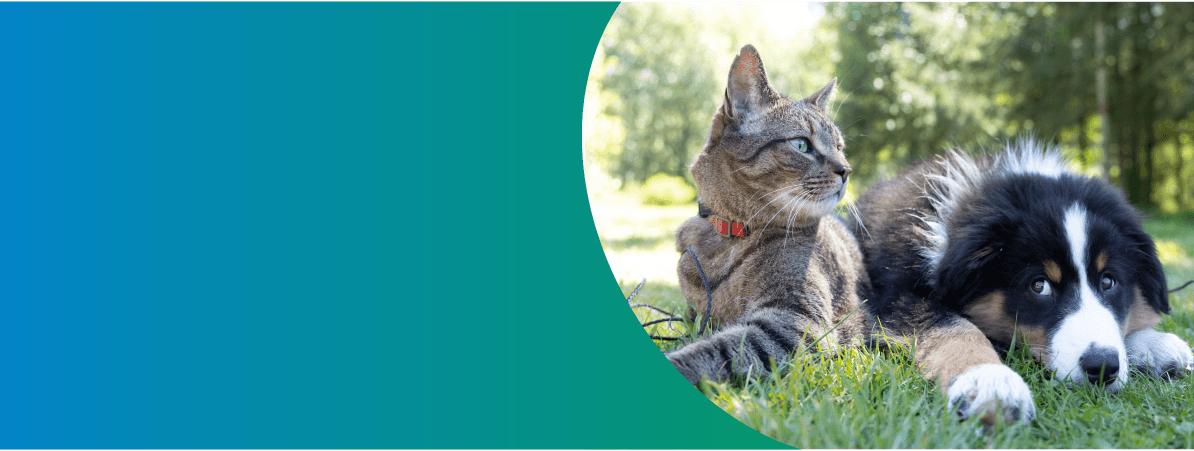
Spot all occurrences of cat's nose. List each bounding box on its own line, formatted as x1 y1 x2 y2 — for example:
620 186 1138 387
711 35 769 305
835 165 851 182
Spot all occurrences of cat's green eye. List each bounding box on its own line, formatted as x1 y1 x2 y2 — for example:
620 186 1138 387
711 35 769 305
789 138 810 153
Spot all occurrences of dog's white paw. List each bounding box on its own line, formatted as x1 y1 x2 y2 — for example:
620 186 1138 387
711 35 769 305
947 364 1036 426
1127 329 1193 379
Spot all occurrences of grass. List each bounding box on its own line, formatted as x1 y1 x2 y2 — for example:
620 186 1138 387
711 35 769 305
593 186 1194 448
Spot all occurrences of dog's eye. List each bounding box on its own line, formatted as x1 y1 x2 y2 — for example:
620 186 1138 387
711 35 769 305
1101 275 1115 291
789 138 811 154
1031 278 1053 296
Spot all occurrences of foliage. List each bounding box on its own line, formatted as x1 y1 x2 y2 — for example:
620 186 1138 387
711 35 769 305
828 3 1026 180
590 3 840 187
641 173 696 206
992 3 1194 208
593 4 720 186
587 2 1194 211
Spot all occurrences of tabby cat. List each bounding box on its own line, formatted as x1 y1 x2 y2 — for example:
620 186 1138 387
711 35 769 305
666 45 873 384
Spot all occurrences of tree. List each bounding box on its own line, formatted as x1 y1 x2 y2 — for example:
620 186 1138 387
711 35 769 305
827 3 1023 182
595 4 721 186
996 2 1194 209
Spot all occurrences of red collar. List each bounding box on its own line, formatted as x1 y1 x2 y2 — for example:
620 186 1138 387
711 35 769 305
698 202 749 238
709 214 748 238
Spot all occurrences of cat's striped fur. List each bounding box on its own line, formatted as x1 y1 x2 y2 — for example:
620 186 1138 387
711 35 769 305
665 45 872 384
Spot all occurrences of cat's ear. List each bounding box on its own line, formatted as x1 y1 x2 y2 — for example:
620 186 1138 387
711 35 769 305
724 44 777 121
802 77 838 111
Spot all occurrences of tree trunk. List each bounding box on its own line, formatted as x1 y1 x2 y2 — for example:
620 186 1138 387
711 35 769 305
1180 125 1189 209
1078 112 1089 164
1095 16 1112 181
1141 123 1154 206
1120 12 1150 207
1123 128 1143 205
1136 7 1158 209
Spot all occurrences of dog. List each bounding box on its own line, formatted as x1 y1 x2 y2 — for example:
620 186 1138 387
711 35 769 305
851 138 1193 425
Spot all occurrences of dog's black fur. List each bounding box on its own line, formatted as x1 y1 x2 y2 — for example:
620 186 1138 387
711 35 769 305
851 139 1191 425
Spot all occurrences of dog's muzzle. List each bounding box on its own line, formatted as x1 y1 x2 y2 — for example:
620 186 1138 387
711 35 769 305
1079 345 1120 385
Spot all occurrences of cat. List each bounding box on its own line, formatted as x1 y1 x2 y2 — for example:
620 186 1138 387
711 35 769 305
665 45 873 385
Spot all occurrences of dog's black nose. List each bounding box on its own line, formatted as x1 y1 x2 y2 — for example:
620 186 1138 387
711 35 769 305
1080 346 1120 385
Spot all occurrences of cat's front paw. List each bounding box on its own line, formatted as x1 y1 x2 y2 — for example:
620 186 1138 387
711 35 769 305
947 364 1036 426
665 350 712 386
1127 329 1193 380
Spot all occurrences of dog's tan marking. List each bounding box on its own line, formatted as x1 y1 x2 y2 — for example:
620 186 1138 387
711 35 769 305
1016 325 1052 364
918 319 1036 427
963 292 1053 364
1096 251 1108 273
1043 260 1062 283
1124 287 1161 336
963 292 1013 343
916 319 1002 393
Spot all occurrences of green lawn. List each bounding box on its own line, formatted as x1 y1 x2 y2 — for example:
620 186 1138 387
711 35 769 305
594 191 1194 448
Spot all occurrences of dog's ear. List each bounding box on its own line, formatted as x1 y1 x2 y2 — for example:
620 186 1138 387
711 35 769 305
1129 228 1170 314
934 214 1018 311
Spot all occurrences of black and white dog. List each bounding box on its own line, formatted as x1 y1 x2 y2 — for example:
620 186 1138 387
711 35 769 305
852 139 1193 425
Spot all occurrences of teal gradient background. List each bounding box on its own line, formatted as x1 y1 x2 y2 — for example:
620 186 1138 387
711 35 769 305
0 3 783 448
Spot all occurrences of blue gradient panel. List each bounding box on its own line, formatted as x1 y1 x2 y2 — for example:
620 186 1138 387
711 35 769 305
0 3 783 448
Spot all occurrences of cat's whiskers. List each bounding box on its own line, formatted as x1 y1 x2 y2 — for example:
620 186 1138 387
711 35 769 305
784 197 799 246
833 87 857 122
756 188 814 247
748 185 793 207
745 183 807 224
841 190 870 239
786 187 823 240
847 204 870 239
757 193 802 246
748 182 805 210
782 197 797 247
838 114 866 131
746 189 764 204
783 194 815 248
751 187 805 229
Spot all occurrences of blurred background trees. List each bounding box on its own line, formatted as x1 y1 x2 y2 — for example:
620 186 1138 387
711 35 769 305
584 2 1194 212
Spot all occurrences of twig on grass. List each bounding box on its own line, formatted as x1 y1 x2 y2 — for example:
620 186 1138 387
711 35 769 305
625 278 647 303
627 247 716 343
1170 279 1194 293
